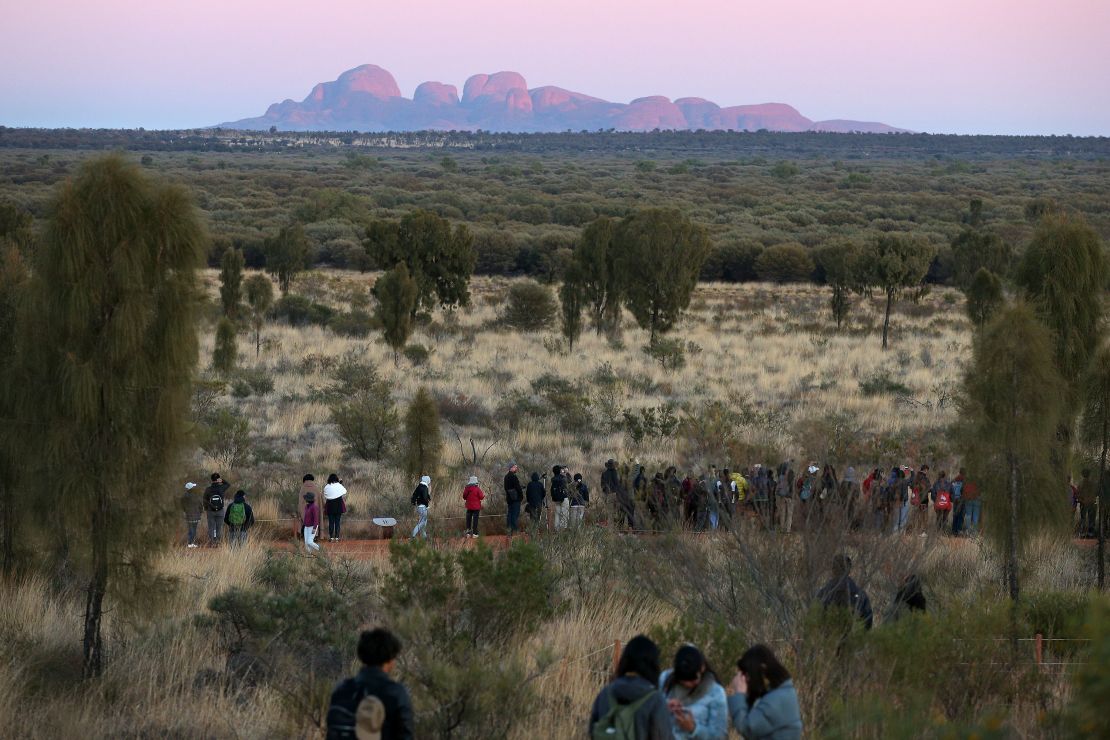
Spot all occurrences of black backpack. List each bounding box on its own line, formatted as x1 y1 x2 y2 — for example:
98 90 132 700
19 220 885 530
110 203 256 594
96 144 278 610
326 676 378 740
206 489 225 512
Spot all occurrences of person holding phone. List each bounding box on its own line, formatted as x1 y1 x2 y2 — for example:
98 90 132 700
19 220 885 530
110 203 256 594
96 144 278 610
658 645 727 739
727 645 802 739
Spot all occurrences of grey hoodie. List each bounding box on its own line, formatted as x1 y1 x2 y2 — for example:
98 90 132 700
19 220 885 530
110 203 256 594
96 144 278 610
727 679 803 740
589 675 671 740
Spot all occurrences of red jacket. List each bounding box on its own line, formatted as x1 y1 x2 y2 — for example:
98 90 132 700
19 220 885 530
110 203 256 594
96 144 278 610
303 501 320 528
463 484 485 511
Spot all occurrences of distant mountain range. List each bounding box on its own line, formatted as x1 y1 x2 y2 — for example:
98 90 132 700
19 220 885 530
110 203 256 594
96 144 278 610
220 64 907 134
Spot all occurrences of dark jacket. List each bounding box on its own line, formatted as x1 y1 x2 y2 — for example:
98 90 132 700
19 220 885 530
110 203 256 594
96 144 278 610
526 474 547 510
223 492 255 528
817 575 873 629
204 481 230 512
410 483 430 507
588 675 670 740
572 481 590 506
550 472 569 503
504 472 524 503
181 490 203 520
601 464 622 496
326 666 414 740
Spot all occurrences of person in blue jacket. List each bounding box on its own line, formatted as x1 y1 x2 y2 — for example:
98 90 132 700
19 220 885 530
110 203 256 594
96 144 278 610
727 645 802 740
658 644 728 739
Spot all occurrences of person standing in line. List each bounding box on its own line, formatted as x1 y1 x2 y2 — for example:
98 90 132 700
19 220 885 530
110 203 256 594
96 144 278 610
323 473 348 542
571 472 590 528
930 471 953 533
204 472 230 547
551 465 570 531
410 475 431 540
588 634 672 740
726 645 803 739
326 628 414 740
777 461 796 534
182 481 201 548
462 475 485 538
961 475 982 535
503 464 524 536
303 491 321 553
950 469 966 536
892 467 911 534
525 471 547 529
299 473 319 538
224 489 255 546
658 645 728 739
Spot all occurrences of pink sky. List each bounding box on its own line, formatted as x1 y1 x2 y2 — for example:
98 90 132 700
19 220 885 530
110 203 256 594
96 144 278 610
3 0 1109 134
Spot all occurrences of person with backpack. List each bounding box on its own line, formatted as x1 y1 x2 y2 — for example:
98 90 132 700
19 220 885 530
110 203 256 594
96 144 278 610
462 475 484 538
888 573 927 621
525 471 547 529
410 475 431 540
658 645 728 739
950 469 967 536
223 489 255 546
571 472 590 528
589 634 671 740
303 490 321 553
323 473 348 542
326 627 414 740
551 465 570 531
182 482 202 549
204 473 230 547
726 645 803 739
776 462 795 534
503 464 524 536
930 471 953 533
816 554 873 629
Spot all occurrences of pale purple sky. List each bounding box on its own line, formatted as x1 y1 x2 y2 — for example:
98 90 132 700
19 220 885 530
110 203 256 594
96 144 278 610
3 0 1109 134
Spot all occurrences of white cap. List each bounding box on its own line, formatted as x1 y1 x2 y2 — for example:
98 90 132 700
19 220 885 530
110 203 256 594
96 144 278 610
808 466 819 474
185 482 197 490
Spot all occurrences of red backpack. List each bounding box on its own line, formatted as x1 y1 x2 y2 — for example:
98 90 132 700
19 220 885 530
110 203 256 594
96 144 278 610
935 490 952 511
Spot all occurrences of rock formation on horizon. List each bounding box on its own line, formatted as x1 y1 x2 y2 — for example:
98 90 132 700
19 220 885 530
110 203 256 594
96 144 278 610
221 63 906 134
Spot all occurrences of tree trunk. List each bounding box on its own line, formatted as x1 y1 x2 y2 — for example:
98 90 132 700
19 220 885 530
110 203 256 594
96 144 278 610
83 491 109 678
882 289 893 349
1098 414 1107 590
1007 452 1020 603
254 326 261 358
0 481 13 575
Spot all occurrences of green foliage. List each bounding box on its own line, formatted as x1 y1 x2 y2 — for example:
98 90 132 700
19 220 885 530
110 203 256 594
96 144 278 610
965 267 1004 330
950 228 1012 287
700 241 763 282
859 233 933 349
218 247 244 319
18 155 206 675
649 613 747 685
213 317 238 374
641 337 687 371
366 210 477 313
0 247 28 572
961 303 1067 602
502 279 557 332
327 309 376 338
403 387 442 479
326 355 397 461
814 240 861 328
559 270 585 350
858 370 911 397
571 217 622 334
755 242 814 283
770 161 799 179
622 404 679 445
198 406 252 469
374 263 419 363
271 294 334 327
403 343 431 366
1016 212 1106 409
615 208 711 342
1064 597 1110 737
264 223 310 295
244 273 274 358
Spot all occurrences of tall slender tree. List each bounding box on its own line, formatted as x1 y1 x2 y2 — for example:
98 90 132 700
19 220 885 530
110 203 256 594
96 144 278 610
213 317 237 375
614 209 711 344
964 267 1004 332
1081 341 1110 589
0 246 28 574
18 155 205 677
559 265 585 351
859 234 932 349
265 223 310 295
244 273 274 358
571 217 621 334
374 263 419 365
961 303 1066 616
219 247 244 319
814 240 861 330
404 388 442 480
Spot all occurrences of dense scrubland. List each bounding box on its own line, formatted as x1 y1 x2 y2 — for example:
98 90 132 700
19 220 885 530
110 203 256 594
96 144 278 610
0 131 1109 738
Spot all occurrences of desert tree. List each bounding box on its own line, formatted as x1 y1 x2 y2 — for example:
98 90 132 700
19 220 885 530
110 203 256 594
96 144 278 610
0 246 28 574
244 273 274 358
366 210 476 314
1015 212 1106 412
950 229 1012 288
373 263 419 365
964 267 1004 332
502 280 557 333
213 317 237 375
859 234 933 349
614 208 711 344
265 223 310 295
570 217 622 334
1080 341 1110 589
17 155 205 677
961 303 1067 614
218 246 244 319
814 240 861 330
404 387 442 480
559 265 585 351
327 355 398 461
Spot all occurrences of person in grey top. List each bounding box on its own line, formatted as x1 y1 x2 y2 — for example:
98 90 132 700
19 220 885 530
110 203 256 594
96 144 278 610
726 645 802 740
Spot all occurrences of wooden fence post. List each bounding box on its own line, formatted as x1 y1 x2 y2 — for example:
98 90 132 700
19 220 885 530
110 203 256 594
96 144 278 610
1034 633 1043 667
611 640 622 678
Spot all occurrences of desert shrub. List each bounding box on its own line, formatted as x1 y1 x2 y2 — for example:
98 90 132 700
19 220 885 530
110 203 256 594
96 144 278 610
198 406 252 468
622 404 679 444
436 392 492 428
473 230 519 275
770 161 800 179
859 370 912 396
501 280 557 331
327 309 377 337
271 294 334 327
755 242 815 282
700 241 763 282
403 343 431 366
326 355 398 461
642 338 686 370
230 377 252 399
